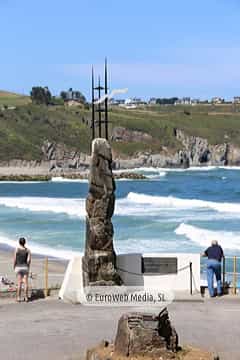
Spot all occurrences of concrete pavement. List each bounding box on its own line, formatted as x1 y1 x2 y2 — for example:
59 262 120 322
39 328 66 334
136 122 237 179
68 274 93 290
0 296 239 360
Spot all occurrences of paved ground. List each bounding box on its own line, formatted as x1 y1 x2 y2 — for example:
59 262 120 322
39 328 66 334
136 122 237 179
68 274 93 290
0 296 239 360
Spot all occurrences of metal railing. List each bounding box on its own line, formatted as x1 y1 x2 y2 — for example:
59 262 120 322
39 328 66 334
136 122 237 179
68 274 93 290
4 255 239 298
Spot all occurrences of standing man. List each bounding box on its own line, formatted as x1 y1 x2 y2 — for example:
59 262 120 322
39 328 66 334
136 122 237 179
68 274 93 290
202 240 224 297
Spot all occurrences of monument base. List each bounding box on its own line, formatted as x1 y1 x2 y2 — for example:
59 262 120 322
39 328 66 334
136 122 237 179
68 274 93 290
59 256 84 303
82 251 122 286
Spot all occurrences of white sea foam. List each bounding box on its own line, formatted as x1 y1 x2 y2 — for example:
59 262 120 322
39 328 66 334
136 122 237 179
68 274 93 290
0 181 45 184
175 223 240 250
51 177 88 183
0 193 240 218
147 171 167 179
114 165 240 174
0 234 81 259
115 238 181 254
0 197 86 218
113 167 167 174
124 192 240 214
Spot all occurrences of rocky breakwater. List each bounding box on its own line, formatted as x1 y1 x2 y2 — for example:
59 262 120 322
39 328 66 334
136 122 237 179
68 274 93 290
59 172 147 180
82 138 122 286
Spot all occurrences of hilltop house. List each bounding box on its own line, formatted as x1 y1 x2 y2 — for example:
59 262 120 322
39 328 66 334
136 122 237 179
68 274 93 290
109 98 125 106
61 88 86 107
211 97 224 104
175 97 192 105
148 97 157 105
125 98 147 106
233 97 240 104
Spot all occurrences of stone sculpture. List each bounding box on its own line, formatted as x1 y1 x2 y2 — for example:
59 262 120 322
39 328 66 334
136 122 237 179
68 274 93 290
82 138 122 286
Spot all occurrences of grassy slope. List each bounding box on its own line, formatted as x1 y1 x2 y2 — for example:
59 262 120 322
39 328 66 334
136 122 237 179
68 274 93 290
109 104 240 155
0 105 91 161
0 98 240 160
0 91 31 107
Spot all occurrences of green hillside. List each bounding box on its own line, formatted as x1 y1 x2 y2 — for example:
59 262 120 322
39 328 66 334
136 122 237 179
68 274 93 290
0 100 240 160
0 91 31 107
109 104 240 155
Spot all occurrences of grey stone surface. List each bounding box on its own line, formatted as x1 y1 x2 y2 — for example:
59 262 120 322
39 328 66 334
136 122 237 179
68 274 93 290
0 297 240 360
114 308 178 357
111 126 153 143
112 128 240 169
82 139 122 286
1 128 240 175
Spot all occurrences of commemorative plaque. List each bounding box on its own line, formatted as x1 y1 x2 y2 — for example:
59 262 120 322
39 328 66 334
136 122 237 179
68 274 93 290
142 257 178 274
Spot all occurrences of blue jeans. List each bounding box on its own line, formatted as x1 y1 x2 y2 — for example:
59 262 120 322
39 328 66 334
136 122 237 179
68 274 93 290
207 259 222 297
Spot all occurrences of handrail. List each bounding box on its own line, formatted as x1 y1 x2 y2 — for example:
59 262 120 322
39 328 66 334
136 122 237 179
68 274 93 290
189 262 193 295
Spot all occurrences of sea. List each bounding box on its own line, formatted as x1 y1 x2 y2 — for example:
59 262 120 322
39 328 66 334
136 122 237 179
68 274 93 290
0 166 240 261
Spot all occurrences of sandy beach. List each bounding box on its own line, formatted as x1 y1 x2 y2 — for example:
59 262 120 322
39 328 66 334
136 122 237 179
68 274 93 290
0 245 68 296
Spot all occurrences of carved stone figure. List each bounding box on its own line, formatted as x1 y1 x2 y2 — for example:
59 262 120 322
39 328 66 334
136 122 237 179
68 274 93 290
82 138 122 286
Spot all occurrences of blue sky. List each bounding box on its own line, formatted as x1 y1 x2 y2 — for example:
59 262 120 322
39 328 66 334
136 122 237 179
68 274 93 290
1 0 240 99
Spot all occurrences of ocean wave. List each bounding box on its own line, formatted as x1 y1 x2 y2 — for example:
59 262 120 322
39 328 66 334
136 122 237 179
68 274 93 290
114 167 168 174
0 197 86 218
147 171 167 179
125 192 240 214
0 234 81 259
0 181 45 184
115 238 182 253
0 193 240 218
175 223 240 250
51 177 88 183
114 165 240 174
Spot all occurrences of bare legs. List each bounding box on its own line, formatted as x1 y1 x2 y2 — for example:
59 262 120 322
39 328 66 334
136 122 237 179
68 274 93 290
16 274 22 301
23 274 28 300
16 273 29 301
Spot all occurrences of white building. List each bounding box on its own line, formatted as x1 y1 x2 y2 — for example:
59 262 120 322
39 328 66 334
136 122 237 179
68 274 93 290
175 97 192 105
148 97 157 105
211 97 224 104
233 97 240 104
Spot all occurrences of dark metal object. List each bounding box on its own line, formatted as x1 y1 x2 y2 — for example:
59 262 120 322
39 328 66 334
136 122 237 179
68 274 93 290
104 57 109 140
142 257 178 275
189 261 193 295
97 76 102 138
91 59 109 141
222 256 225 293
91 67 95 142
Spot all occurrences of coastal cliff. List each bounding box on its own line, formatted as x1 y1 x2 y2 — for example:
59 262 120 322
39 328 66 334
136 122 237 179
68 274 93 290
0 103 240 175
113 128 240 169
0 128 239 176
